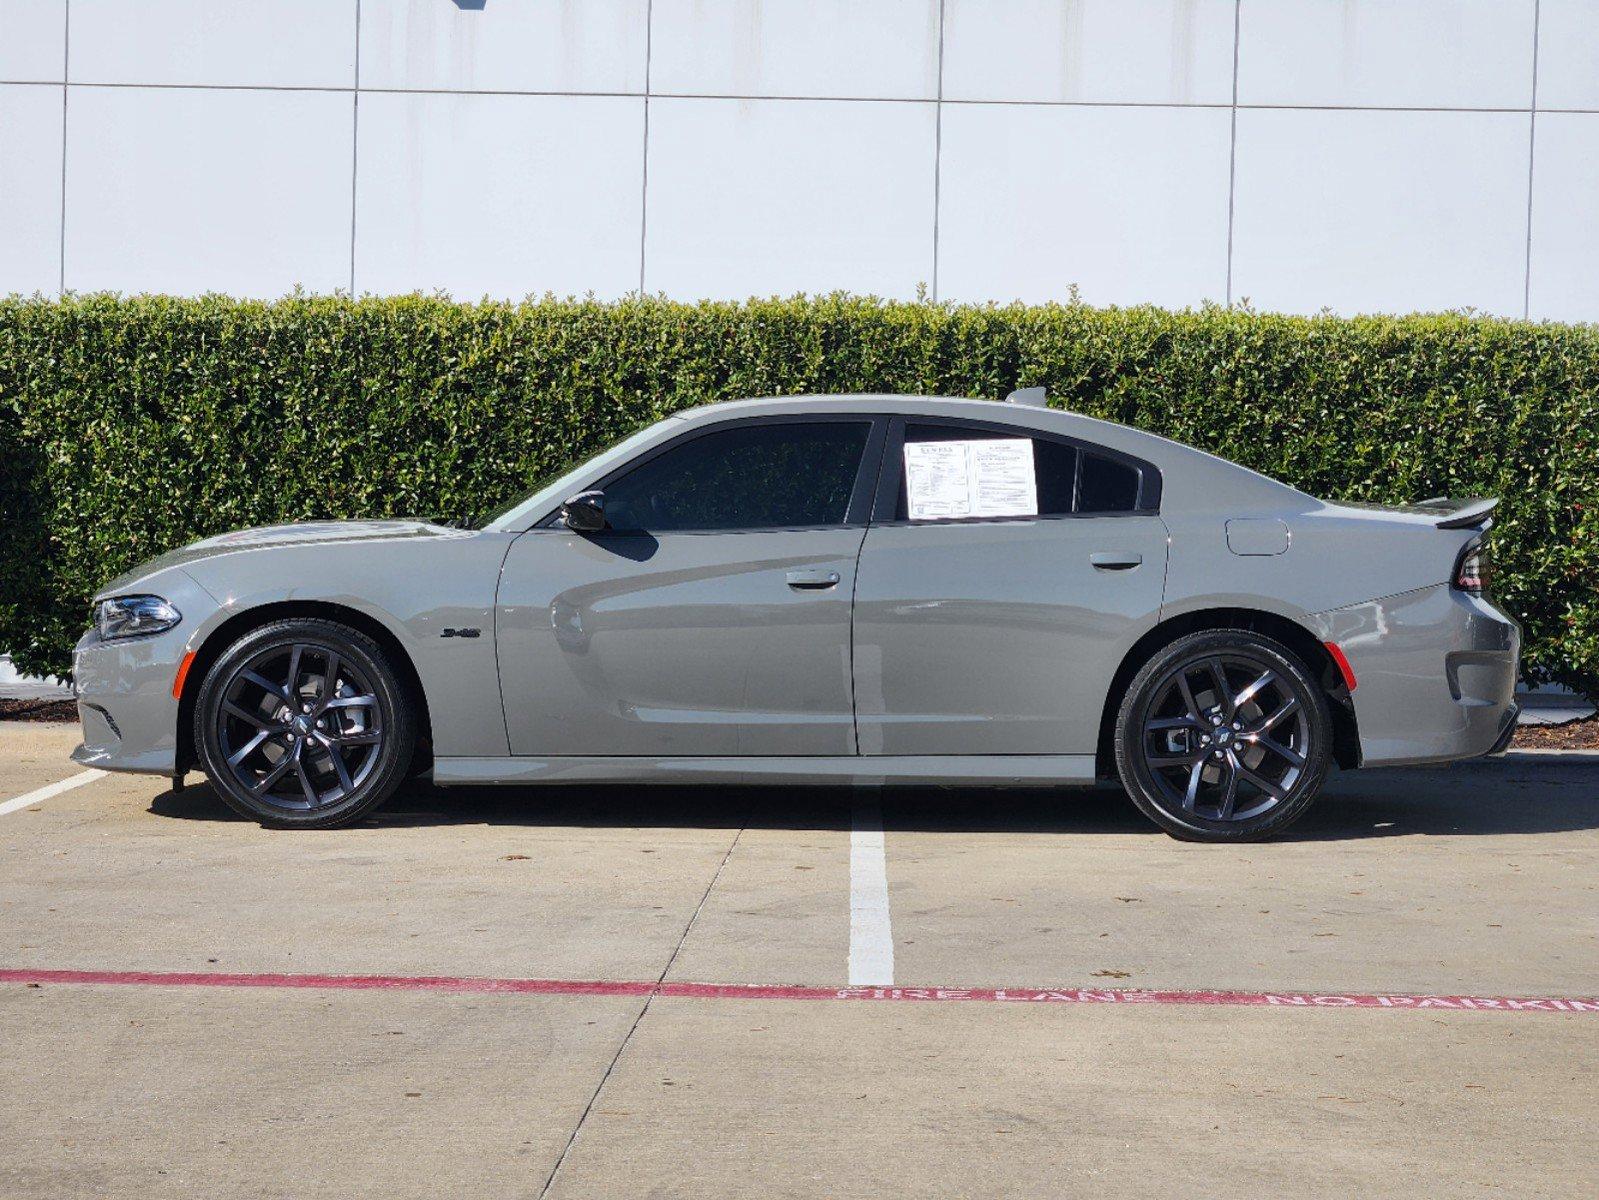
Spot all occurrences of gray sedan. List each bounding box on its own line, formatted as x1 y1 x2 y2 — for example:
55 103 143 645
72 393 1520 841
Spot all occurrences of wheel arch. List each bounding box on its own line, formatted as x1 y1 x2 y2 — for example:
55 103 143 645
1095 606 1360 778
175 600 434 776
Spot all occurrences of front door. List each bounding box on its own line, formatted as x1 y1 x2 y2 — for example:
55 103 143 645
852 417 1169 755
497 416 882 757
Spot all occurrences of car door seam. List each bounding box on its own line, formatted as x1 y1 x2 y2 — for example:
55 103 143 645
848 525 869 758
490 530 521 758
1157 515 1174 625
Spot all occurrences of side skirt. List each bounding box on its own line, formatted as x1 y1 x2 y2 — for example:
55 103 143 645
431 754 1098 787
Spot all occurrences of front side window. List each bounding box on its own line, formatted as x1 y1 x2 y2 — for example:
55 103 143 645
602 421 871 533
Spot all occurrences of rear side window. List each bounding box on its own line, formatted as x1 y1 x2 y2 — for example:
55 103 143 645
895 424 1146 520
896 424 1078 521
602 421 870 533
1077 453 1141 514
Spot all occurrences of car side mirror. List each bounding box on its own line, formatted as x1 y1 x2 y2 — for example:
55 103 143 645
560 490 606 533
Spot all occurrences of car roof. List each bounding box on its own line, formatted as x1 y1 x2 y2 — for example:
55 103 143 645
672 393 1134 444
676 393 1037 422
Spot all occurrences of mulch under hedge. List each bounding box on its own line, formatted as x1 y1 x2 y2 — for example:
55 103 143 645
1509 717 1599 751
0 698 76 723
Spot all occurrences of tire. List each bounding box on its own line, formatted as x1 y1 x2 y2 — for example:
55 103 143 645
1113 629 1332 842
194 618 416 829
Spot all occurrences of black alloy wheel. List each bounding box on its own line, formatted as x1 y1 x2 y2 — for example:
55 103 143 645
1115 630 1332 842
195 619 414 828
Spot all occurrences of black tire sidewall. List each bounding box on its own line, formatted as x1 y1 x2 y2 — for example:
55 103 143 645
194 618 415 829
1115 630 1332 842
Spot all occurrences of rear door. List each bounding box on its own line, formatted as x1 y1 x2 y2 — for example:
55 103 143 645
497 415 884 757
852 417 1168 755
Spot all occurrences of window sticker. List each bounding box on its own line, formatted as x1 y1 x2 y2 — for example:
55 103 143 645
968 439 1038 517
903 438 1037 521
902 441 970 520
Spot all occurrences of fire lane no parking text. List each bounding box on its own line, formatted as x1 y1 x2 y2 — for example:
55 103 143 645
2 969 1594 1014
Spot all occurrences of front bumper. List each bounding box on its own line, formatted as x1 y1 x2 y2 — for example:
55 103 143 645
1311 584 1521 768
72 627 185 775
70 571 219 776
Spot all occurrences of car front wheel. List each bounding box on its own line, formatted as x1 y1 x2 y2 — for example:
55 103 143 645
194 618 415 829
1114 629 1332 842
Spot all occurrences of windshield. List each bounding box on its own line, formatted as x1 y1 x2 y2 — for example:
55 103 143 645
472 425 659 530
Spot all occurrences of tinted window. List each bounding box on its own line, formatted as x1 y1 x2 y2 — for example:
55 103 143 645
602 422 870 533
897 425 1078 520
1078 453 1141 514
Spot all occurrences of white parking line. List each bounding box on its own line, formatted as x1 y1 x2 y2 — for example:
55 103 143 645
0 770 107 817
848 799 894 986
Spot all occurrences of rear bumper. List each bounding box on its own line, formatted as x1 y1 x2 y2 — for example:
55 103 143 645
1483 702 1521 758
1310 584 1521 768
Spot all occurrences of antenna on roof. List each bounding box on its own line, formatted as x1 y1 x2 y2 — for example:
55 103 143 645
1005 386 1047 407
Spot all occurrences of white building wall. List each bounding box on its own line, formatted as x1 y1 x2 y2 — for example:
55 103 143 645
1 0 1595 320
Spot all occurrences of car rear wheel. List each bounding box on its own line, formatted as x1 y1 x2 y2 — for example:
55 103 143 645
194 618 415 829
1114 630 1332 842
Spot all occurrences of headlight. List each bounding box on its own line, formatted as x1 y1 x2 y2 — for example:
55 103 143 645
96 595 182 640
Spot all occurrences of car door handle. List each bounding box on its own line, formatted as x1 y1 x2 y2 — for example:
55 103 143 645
1090 552 1143 571
786 569 841 590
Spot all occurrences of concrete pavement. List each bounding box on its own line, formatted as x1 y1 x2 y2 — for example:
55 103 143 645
1 722 1595 1198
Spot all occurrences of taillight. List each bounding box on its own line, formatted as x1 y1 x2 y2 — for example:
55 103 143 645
1454 538 1490 596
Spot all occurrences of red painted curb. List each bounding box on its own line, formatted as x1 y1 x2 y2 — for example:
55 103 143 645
3 968 1596 1013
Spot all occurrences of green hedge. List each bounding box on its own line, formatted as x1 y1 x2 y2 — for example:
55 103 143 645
1 293 1594 701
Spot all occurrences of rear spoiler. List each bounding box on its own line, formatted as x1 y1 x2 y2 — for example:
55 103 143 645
1413 497 1499 530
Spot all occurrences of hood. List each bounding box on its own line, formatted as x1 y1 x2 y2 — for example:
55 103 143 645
95 520 459 599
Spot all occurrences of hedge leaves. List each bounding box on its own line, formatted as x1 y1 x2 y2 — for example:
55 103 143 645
1 293 1592 701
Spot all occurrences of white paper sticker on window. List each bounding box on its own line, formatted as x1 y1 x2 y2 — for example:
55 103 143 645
903 438 1037 521
968 439 1037 517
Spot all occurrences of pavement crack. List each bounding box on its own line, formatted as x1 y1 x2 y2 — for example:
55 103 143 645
536 821 746 1199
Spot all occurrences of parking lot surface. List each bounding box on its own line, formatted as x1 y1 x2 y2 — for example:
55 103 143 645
2 722 1595 1198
